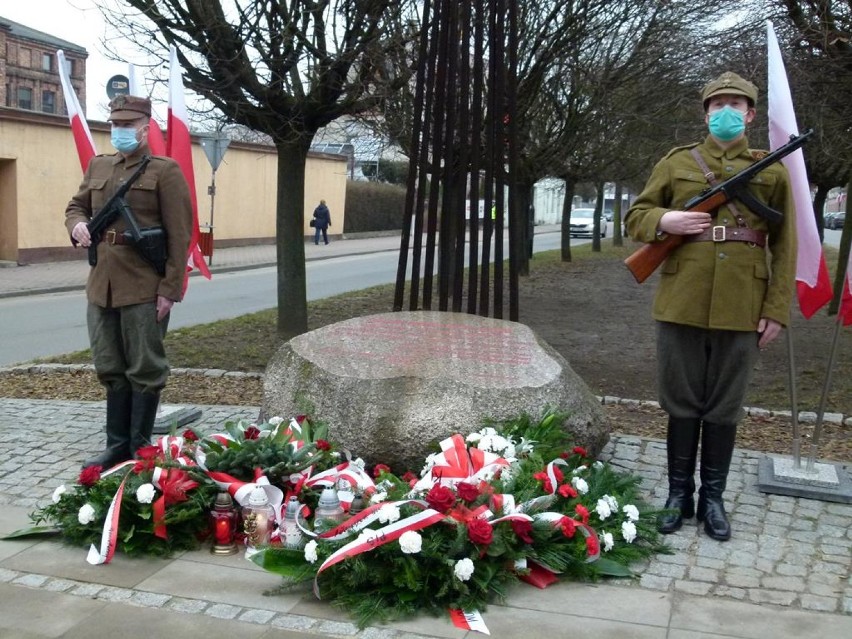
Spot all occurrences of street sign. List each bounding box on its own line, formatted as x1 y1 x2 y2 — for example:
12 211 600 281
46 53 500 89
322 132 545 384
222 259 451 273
106 75 130 99
200 135 231 171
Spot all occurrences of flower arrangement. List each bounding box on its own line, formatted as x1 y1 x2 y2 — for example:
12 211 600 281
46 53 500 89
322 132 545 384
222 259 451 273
250 411 667 628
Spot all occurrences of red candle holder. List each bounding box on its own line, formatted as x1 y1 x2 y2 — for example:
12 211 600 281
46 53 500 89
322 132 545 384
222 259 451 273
210 492 238 555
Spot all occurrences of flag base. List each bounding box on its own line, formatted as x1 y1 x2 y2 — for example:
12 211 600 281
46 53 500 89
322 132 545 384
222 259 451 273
757 455 852 503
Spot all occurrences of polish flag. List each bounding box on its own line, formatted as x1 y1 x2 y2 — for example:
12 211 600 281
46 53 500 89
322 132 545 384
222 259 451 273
56 50 96 172
840 250 852 326
766 22 833 319
128 63 166 155
166 45 211 283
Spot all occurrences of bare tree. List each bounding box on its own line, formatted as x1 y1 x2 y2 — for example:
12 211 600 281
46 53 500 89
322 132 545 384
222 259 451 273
101 0 413 338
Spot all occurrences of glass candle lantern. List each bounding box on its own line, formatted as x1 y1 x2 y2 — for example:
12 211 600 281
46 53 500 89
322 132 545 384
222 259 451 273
210 492 238 555
281 496 304 549
313 486 345 534
242 486 276 552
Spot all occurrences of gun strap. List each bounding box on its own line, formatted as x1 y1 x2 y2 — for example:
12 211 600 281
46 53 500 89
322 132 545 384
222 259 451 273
689 149 748 228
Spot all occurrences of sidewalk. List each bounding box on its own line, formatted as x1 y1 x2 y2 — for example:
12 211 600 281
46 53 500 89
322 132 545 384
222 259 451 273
0 228 850 637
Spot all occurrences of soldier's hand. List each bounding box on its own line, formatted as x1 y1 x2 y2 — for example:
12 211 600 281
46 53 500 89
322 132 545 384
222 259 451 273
156 295 175 322
72 222 92 247
758 318 783 348
659 210 712 236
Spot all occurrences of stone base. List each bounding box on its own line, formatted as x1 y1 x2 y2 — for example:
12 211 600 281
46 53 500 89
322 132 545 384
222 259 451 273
757 455 852 503
152 404 202 435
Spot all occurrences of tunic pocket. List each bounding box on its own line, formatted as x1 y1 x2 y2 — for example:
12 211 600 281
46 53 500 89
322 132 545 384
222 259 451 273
752 261 769 324
88 178 109 211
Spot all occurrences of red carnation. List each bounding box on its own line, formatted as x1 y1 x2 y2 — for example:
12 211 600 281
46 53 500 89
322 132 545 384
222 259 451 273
456 482 480 502
315 439 331 451
586 534 599 556
425 485 456 512
135 445 160 460
467 518 493 545
78 465 102 487
244 426 261 440
372 463 391 478
401 471 418 483
573 446 588 457
182 428 199 442
511 519 534 544
533 471 553 493
575 504 590 524
560 516 576 538
558 483 578 499
553 466 564 483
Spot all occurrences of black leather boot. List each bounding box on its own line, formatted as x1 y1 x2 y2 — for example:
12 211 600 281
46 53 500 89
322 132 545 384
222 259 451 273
696 421 737 541
82 389 133 469
658 416 700 534
129 391 161 458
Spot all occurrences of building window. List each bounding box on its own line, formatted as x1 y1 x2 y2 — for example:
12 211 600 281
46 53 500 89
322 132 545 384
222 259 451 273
42 52 53 71
64 57 74 77
5 85 10 107
42 90 56 113
18 87 33 110
20 47 31 67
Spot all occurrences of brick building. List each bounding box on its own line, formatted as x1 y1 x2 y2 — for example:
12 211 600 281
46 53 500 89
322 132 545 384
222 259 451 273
0 16 87 116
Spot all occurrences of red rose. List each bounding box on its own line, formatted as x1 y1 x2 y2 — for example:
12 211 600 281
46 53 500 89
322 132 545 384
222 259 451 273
426 485 456 512
585 534 599 556
467 518 493 545
182 428 199 442
573 446 588 458
558 483 578 499
244 426 261 440
560 516 576 538
372 463 391 478
315 439 331 451
78 466 102 487
456 482 480 502
511 519 534 544
135 445 160 460
401 471 417 483
575 504 589 524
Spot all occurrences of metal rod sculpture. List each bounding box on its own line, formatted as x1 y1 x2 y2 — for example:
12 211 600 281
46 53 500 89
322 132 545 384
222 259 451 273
394 0 520 320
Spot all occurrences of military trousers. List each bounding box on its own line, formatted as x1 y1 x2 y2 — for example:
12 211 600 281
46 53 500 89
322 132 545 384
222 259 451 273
87 301 170 394
656 321 759 425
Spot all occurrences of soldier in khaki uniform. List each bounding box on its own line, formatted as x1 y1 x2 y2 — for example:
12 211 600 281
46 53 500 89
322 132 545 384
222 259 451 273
625 72 796 541
65 95 193 469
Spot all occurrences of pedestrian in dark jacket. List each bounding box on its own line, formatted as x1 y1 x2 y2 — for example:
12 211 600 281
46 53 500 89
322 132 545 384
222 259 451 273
313 200 332 245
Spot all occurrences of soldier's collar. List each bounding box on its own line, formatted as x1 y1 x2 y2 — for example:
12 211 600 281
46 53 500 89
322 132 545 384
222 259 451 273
704 134 750 159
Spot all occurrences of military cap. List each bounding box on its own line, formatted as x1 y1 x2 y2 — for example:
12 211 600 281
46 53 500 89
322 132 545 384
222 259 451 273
701 71 758 106
107 94 151 121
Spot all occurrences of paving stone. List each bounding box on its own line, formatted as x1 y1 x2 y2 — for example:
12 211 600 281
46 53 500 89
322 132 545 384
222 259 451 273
315 619 360 635
97 586 134 602
270 614 318 631
799 594 839 612
687 566 718 583
166 597 209 614
71 583 104 597
12 574 48 588
648 562 687 579
43 578 76 592
748 588 798 606
238 608 277 624
761 576 806 591
776 563 808 577
204 603 242 619
130 591 172 607
713 585 747 600
674 580 713 596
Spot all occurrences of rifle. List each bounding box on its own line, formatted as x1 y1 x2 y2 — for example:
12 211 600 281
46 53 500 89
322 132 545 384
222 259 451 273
86 155 151 267
624 129 813 284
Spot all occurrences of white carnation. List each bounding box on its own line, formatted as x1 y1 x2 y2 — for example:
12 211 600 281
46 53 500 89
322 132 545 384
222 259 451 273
622 504 640 522
369 491 387 505
304 540 318 563
595 498 612 520
593 460 605 470
480 427 497 437
399 530 422 554
454 558 475 581
572 464 588 475
411 475 435 495
465 432 482 443
267 416 285 426
378 504 401 524
601 531 614 552
52 485 67 503
621 520 637 543
604 494 618 511
571 477 589 495
420 452 440 476
352 457 366 470
77 503 96 525
136 483 156 504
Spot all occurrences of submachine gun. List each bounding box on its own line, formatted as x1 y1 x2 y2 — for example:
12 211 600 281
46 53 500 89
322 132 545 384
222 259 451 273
86 155 168 276
624 129 814 284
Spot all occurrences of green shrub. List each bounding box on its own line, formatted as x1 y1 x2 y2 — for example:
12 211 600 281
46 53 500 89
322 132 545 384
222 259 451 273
344 180 407 233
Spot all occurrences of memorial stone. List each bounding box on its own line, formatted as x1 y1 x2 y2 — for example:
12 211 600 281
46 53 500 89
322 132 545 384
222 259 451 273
263 311 610 470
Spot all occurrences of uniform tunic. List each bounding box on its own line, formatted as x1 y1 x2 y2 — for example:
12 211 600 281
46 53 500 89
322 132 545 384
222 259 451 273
65 146 192 307
626 135 797 331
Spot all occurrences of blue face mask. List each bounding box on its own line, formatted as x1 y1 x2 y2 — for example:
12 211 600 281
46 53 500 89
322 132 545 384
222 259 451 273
708 106 746 141
111 126 140 153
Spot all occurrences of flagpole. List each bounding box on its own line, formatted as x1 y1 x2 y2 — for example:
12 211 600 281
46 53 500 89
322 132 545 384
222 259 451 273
807 256 850 471
785 329 802 467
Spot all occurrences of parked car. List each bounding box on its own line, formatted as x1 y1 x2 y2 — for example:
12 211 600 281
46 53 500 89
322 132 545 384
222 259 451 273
569 208 607 238
826 211 845 230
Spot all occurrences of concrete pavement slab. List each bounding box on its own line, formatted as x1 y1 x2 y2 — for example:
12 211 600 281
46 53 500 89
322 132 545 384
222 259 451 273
0 582 109 638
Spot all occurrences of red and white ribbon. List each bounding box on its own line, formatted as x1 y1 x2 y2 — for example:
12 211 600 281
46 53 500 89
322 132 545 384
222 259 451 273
426 434 509 486
86 465 134 565
449 609 490 635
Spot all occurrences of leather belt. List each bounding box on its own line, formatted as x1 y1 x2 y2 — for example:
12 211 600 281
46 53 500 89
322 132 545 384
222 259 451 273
100 229 130 245
685 226 766 248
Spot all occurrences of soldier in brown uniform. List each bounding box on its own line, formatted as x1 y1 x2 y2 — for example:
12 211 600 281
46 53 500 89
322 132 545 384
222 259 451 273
65 95 193 469
625 72 797 541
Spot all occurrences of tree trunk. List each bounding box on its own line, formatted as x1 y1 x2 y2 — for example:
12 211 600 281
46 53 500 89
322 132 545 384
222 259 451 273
560 177 575 262
592 181 604 252
828 178 852 316
275 137 313 340
613 182 624 247
813 184 829 242
516 181 533 276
